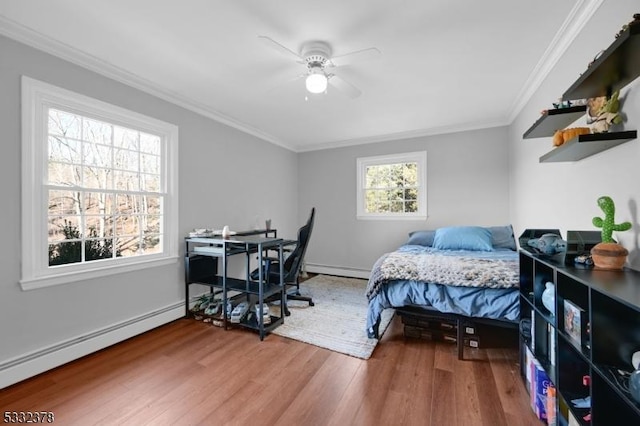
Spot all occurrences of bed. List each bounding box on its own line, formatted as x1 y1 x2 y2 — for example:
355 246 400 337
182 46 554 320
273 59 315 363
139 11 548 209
366 225 520 354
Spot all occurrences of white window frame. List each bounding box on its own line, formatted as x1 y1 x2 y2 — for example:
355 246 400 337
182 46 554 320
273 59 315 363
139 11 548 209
356 151 427 220
21 76 179 290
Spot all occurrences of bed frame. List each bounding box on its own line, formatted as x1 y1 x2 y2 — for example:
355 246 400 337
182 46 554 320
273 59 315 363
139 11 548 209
395 305 519 360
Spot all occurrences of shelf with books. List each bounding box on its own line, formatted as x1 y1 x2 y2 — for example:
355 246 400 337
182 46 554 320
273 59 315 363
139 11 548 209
557 271 591 357
519 246 640 425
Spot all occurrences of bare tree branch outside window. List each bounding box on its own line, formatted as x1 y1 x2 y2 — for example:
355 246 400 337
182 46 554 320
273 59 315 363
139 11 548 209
47 109 163 266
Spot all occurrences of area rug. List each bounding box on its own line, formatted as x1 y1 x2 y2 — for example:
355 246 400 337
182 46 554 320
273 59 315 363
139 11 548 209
271 274 394 360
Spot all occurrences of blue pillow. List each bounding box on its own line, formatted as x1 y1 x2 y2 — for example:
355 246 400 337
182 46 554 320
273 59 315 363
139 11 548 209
407 230 436 246
433 226 493 251
487 225 517 251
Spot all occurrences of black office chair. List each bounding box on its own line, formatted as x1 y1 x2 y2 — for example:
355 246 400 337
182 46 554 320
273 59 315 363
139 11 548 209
251 207 315 316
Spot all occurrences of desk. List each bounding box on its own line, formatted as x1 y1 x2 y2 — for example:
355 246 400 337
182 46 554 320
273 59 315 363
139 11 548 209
184 230 291 340
235 228 276 237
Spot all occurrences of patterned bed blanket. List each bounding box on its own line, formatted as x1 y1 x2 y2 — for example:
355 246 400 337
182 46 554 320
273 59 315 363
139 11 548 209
366 246 519 301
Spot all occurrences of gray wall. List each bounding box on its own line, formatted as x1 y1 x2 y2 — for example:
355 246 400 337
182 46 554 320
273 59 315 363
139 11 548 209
4 0 639 383
508 0 640 270
0 35 298 367
298 126 511 273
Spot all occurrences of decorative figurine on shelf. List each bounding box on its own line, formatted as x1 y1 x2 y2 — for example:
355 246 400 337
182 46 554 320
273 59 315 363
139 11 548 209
590 90 623 133
542 98 587 115
592 196 631 242
615 13 640 39
542 281 556 316
527 233 567 256
586 95 607 123
552 127 591 147
591 196 632 270
552 98 573 109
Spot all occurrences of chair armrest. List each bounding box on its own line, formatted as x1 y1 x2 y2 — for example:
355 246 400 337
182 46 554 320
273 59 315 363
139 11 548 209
263 239 298 256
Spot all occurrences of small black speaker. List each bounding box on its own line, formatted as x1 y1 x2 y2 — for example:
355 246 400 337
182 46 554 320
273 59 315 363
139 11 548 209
565 230 601 265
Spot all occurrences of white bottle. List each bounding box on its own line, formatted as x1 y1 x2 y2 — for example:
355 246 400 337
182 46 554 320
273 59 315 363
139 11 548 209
542 282 555 316
222 225 231 238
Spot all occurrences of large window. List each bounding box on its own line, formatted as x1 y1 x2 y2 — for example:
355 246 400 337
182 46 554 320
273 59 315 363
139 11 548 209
356 151 427 220
21 77 179 290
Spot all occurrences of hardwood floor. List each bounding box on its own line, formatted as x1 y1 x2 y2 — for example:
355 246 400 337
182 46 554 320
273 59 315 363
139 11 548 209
0 314 541 425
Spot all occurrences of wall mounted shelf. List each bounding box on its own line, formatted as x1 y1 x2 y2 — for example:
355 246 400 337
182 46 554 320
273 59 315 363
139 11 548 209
523 22 638 162
523 106 586 139
563 24 640 100
538 130 637 163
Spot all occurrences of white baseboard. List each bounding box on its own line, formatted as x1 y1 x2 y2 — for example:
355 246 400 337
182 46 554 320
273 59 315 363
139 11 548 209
0 303 184 389
305 263 371 280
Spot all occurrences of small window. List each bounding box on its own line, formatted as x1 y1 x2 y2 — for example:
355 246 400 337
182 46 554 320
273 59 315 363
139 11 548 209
21 77 179 289
356 151 427 220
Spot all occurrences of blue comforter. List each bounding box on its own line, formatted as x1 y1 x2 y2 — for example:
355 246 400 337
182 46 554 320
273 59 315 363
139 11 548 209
366 245 520 337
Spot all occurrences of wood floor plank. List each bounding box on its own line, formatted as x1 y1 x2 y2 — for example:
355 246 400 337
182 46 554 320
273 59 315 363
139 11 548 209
330 350 402 424
488 348 541 426
273 351 362 425
0 376 57 410
471 350 510 426
431 367 456 425
453 349 483 426
433 340 457 372
48 382 133 425
377 389 413 425
127 347 257 425
0 315 541 426
68 386 154 425
387 339 435 425
231 346 331 426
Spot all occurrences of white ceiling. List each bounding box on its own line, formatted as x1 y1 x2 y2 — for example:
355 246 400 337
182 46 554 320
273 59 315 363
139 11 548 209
0 1 600 152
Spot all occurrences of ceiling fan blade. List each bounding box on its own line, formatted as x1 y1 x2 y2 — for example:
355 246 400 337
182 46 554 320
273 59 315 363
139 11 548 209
328 47 381 67
258 35 304 63
265 73 306 94
328 74 362 99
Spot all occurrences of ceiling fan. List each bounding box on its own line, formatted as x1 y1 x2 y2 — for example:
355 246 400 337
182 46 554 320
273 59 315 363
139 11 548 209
258 36 381 99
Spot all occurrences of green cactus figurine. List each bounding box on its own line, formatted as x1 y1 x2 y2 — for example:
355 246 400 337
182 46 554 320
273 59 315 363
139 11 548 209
592 196 632 243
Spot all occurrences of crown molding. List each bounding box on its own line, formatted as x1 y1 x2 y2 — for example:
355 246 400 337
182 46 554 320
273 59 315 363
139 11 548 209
0 2 603 154
0 15 295 152
295 118 511 152
507 0 604 123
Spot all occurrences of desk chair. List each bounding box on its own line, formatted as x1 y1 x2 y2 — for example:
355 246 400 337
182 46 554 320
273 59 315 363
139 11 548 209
251 208 315 316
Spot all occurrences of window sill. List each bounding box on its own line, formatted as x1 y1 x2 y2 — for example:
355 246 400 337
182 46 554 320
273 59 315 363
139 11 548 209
357 215 428 221
20 256 180 291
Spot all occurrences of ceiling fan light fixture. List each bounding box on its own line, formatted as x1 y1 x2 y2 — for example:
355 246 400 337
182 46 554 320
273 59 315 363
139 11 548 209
305 69 328 94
